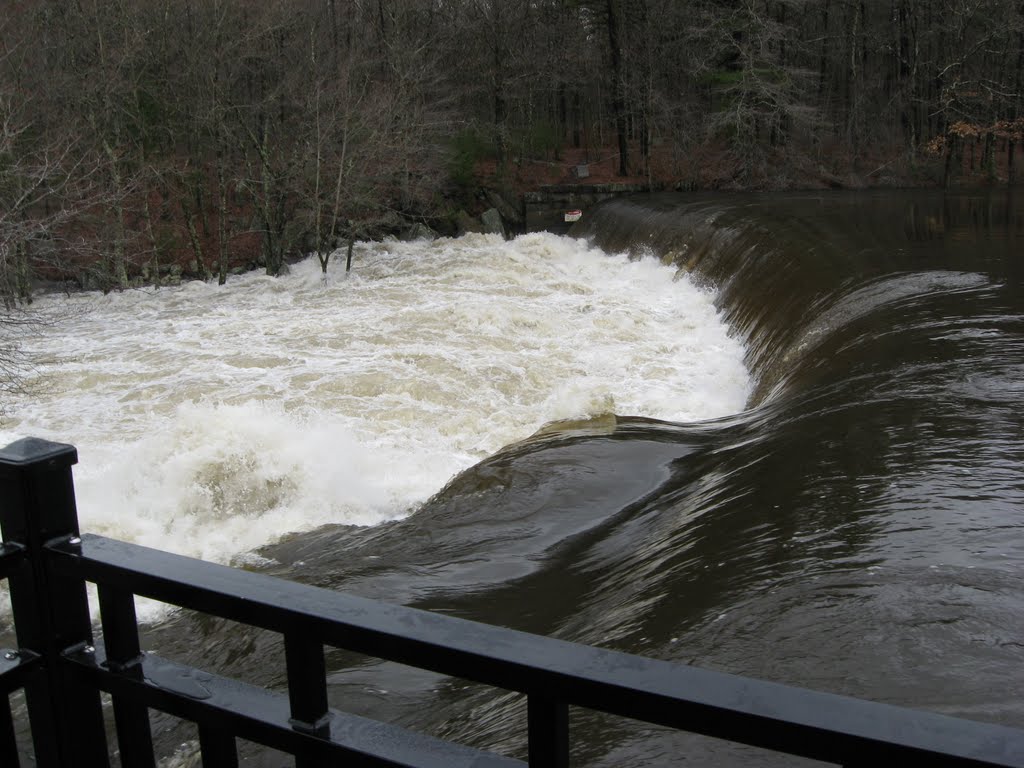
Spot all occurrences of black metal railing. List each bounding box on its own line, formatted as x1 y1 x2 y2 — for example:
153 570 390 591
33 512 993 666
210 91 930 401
1 436 1023 767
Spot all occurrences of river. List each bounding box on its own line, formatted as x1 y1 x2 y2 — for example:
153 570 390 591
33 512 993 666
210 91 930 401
2 190 1023 766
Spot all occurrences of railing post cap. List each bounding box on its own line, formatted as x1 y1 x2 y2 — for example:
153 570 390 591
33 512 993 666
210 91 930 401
0 437 78 469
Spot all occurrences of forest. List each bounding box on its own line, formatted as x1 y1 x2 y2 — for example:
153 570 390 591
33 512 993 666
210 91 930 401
0 0 1022 300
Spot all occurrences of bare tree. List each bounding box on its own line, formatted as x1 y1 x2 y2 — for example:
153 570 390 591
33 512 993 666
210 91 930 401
688 0 821 183
0 13 103 397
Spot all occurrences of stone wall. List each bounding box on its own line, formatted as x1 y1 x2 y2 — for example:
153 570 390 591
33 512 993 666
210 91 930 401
523 183 651 233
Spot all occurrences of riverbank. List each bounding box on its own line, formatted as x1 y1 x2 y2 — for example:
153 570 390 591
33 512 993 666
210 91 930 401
29 136 1021 296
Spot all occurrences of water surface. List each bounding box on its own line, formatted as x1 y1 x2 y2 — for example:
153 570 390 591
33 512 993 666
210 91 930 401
4 191 1024 766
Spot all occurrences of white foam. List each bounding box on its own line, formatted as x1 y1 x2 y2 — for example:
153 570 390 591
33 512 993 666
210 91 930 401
1 232 750 620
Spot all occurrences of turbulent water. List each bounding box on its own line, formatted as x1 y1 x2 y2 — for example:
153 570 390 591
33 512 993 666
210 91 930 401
0 232 749 622
4 191 1024 767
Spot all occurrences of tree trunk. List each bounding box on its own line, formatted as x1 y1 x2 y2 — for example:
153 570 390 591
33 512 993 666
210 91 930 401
142 187 161 289
983 132 995 180
217 156 229 286
493 48 508 172
257 115 283 277
943 136 957 188
184 203 206 279
1009 139 1017 186
572 90 582 149
818 0 830 101
15 241 32 303
846 0 862 162
102 140 129 290
606 0 629 176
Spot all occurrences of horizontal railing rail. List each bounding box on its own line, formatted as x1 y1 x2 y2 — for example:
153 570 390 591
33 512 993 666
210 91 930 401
3 436 1024 767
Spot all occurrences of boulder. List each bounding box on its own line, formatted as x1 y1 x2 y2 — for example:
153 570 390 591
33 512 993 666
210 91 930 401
485 189 523 225
400 223 439 242
455 210 485 236
479 208 506 239
375 210 404 235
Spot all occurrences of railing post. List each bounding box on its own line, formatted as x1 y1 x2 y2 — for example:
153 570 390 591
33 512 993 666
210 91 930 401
284 633 330 768
0 438 110 767
98 583 155 767
528 695 569 768
2 693 18 766
198 725 239 768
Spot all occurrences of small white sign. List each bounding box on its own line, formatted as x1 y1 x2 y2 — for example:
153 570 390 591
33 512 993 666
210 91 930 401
564 210 583 222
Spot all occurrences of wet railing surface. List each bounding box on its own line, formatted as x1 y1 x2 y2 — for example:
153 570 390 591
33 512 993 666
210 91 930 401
2 437 1023 767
